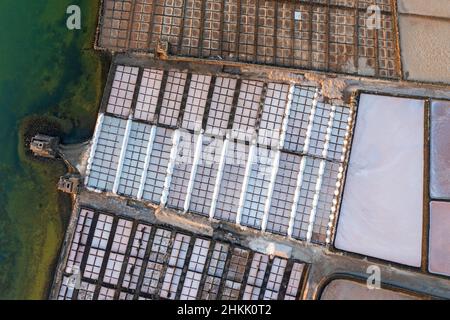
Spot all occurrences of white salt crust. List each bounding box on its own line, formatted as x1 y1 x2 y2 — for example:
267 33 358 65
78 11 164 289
335 94 424 267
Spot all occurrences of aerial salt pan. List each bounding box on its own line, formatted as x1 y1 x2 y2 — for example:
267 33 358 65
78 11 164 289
85 64 353 245
428 100 450 277
320 279 419 300
97 0 399 78
335 94 424 267
57 208 308 300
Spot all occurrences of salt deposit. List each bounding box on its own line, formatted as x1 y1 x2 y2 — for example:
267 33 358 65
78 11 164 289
335 94 424 267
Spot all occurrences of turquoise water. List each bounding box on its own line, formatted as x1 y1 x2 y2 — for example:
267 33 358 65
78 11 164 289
0 0 104 299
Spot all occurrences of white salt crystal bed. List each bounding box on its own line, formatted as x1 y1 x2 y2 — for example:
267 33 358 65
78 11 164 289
335 94 424 267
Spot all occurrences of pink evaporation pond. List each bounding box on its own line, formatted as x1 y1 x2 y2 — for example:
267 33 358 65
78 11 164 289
430 100 450 199
335 94 424 267
320 279 419 300
429 201 450 277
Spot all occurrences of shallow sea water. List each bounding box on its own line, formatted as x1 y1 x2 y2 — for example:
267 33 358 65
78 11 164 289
0 0 105 299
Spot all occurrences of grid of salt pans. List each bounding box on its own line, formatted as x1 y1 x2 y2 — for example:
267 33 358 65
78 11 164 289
189 136 222 216
102 219 132 286
180 238 210 299
57 210 307 300
119 291 135 300
222 248 250 300
106 66 139 117
200 242 229 299
291 157 322 241
238 0 257 62
264 258 287 300
284 262 305 300
58 277 75 300
65 209 94 274
240 147 276 229
232 80 264 135
141 228 172 295
87 66 352 244
84 214 113 280
86 116 127 191
134 68 163 122
142 127 173 203
99 0 133 50
311 161 341 244
98 286 116 300
122 224 151 291
308 102 333 158
328 105 351 162
160 233 191 299
129 0 154 50
117 121 152 198
258 83 289 147
166 133 198 211
214 140 250 222
158 70 187 127
202 0 222 56
266 152 302 235
77 282 97 300
206 77 236 133
150 0 184 53
181 74 211 131
284 86 316 153
180 0 202 56
98 1 398 78
243 253 269 300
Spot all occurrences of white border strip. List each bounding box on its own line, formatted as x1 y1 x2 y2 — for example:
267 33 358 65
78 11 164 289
183 131 204 212
288 156 307 238
306 159 326 242
326 106 354 244
236 141 256 226
112 117 133 194
326 165 344 244
208 137 229 220
85 113 105 187
137 125 157 200
160 129 181 207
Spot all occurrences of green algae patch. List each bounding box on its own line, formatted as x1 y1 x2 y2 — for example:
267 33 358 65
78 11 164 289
0 0 109 299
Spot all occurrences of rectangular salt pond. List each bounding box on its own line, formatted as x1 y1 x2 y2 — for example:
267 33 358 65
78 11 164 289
429 201 450 277
430 100 450 199
85 65 352 245
320 279 418 300
58 208 307 300
335 94 424 267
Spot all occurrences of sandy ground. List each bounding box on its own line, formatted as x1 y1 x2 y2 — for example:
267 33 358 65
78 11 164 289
321 279 418 300
398 0 450 19
335 94 424 267
399 15 450 83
